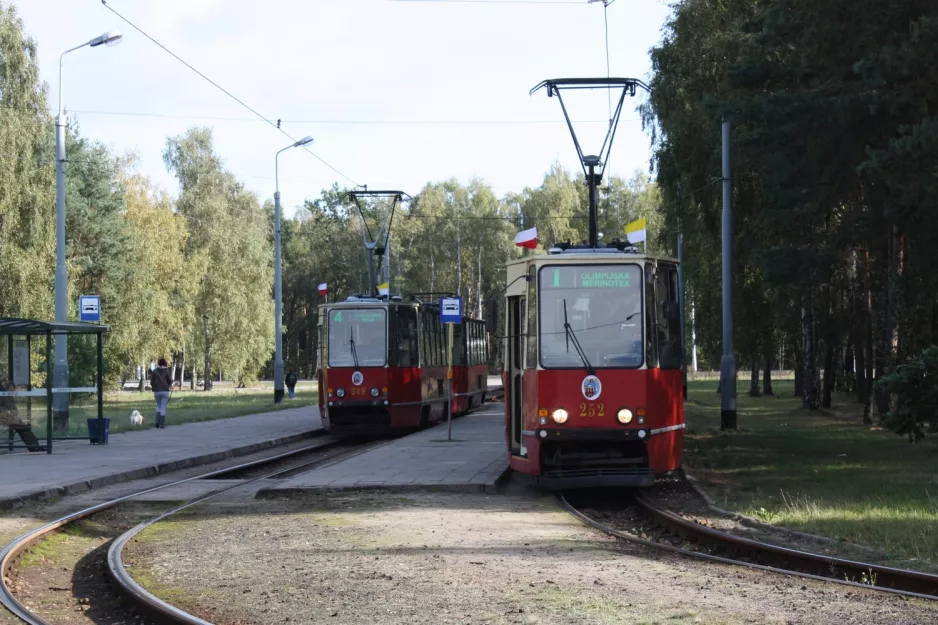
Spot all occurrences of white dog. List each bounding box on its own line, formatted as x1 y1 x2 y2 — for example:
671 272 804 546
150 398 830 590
130 410 145 426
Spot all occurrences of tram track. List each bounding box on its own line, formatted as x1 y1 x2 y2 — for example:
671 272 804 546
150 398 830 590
561 488 938 602
0 436 385 625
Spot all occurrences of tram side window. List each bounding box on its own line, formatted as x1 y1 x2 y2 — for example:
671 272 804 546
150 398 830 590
437 316 445 367
656 266 682 369
645 263 658 368
475 320 484 365
393 307 419 367
434 315 443 367
420 310 429 366
468 320 477 365
453 321 467 366
525 266 537 369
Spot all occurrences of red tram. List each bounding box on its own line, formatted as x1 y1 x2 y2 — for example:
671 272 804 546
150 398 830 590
491 76 686 488
316 296 488 435
496 248 684 488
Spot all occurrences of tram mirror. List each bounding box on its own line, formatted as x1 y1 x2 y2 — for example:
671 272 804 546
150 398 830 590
485 299 499 334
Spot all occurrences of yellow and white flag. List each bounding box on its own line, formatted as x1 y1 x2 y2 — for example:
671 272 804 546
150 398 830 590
624 218 646 244
378 281 390 296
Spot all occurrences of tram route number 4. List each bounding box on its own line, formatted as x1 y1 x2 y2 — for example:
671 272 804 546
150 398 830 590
440 296 462 325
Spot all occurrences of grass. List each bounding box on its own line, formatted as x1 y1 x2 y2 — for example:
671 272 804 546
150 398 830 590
3 382 318 439
684 379 938 568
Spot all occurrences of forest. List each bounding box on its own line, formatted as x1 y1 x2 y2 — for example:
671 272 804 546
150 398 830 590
644 0 938 439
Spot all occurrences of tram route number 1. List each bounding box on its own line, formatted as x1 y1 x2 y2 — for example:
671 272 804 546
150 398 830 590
579 403 605 417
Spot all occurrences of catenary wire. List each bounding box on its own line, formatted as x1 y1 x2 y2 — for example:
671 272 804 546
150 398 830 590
99 0 359 186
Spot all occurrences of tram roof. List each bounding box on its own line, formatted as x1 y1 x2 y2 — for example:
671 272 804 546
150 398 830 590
506 248 678 268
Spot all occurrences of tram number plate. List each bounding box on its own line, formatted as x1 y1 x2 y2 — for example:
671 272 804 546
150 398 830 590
579 403 605 418
349 387 368 397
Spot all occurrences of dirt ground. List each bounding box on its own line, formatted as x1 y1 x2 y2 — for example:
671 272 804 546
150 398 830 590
124 490 938 625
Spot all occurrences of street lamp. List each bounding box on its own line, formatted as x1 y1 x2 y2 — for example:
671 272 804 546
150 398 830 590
53 30 123 427
273 136 314 403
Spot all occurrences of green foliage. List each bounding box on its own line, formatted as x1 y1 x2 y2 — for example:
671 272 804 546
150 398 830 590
646 0 938 413
877 346 938 442
164 127 274 387
0 2 54 320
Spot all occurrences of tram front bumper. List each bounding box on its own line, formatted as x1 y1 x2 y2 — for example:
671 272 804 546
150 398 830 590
533 427 649 441
529 427 655 489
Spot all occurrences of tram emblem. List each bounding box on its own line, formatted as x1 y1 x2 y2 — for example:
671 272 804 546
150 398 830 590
351 371 364 386
581 375 602 401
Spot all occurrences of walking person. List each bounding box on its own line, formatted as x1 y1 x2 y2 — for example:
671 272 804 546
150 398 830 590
286 370 298 399
151 358 173 429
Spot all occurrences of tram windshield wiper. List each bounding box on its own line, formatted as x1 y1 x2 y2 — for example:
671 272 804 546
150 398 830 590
349 329 360 369
563 299 595 376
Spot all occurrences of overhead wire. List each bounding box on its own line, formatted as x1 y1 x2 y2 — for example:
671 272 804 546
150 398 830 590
387 0 585 5
0 106 629 126
98 0 359 186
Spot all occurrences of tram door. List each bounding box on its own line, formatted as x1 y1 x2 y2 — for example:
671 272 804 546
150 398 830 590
507 295 526 457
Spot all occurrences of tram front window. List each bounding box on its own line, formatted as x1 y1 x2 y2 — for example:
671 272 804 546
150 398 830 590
328 309 387 367
539 265 643 369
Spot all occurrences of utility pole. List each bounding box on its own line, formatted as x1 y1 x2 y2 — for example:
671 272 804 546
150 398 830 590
675 182 687 400
274 136 314 403
720 119 737 429
677 216 687 400
54 31 124 428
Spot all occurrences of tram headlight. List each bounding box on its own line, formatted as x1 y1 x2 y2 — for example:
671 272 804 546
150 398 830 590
370 387 379 397
336 388 346 398
617 408 633 424
552 408 568 424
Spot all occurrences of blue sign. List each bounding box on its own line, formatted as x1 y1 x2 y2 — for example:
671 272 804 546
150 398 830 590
440 296 462 324
79 295 101 323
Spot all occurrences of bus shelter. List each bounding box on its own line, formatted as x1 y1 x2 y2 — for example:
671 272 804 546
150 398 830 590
0 318 109 454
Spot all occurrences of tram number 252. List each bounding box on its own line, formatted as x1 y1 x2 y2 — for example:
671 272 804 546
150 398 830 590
579 403 605 417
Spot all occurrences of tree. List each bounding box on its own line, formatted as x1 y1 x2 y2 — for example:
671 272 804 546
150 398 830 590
0 2 53 320
163 128 273 389
121 168 196 378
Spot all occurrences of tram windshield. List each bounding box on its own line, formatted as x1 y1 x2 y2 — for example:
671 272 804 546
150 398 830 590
328 308 387 367
538 264 643 369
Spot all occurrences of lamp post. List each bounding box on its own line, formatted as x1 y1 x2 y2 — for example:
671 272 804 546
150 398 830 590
273 136 314 403
53 31 123 428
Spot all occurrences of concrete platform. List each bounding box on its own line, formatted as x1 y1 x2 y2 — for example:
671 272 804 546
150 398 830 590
0 406 321 510
258 405 509 496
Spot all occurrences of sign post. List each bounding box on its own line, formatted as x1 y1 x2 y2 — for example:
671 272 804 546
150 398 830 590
440 296 463 441
79 295 101 323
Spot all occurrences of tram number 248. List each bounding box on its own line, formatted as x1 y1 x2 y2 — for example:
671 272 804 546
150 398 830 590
579 403 605 417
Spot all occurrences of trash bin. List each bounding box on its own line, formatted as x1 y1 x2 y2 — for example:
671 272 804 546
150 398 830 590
88 418 110 445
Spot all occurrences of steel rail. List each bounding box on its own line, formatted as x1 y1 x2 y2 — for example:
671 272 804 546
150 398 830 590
0 434 347 625
633 494 938 597
560 493 938 602
107 439 389 624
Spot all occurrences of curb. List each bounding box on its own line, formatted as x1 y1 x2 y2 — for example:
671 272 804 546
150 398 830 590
0 429 322 512
255 462 511 498
681 467 879 554
256 482 494 497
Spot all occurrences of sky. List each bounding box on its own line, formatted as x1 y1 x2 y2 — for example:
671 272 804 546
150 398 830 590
13 0 671 218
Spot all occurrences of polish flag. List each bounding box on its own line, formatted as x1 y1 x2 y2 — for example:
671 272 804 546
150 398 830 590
318 283 328 296
514 227 537 249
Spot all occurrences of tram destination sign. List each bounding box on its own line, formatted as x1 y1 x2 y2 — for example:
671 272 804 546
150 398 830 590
542 266 634 289
331 309 385 324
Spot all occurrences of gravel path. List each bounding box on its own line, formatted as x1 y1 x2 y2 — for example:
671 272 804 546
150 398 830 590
123 491 938 625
